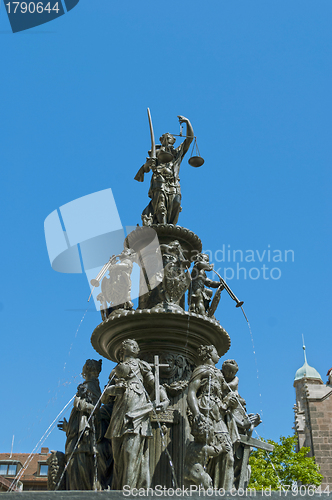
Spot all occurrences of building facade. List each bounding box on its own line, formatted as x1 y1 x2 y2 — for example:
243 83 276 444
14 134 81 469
0 447 51 491
294 348 332 489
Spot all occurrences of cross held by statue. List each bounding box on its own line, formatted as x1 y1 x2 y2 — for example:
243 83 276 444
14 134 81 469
150 355 169 405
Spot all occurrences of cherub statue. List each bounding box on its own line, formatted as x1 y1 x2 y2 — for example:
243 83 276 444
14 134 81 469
97 248 136 319
184 416 230 490
188 253 224 317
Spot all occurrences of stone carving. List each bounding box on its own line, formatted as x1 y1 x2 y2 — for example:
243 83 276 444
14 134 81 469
221 359 261 489
101 339 169 490
187 345 237 490
47 451 66 490
222 360 261 441
97 399 114 490
327 368 332 385
151 240 191 312
97 248 136 320
135 116 194 225
189 253 224 317
184 416 230 489
58 359 103 490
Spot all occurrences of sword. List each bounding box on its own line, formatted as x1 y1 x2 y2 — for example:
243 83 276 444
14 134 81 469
147 107 156 159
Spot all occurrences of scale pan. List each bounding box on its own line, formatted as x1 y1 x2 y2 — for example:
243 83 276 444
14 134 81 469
188 156 204 168
157 150 174 163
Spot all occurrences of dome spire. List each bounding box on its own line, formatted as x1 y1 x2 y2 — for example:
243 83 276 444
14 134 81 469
302 334 308 365
294 336 322 382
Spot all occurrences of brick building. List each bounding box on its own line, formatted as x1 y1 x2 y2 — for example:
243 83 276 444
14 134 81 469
0 447 51 491
294 347 332 488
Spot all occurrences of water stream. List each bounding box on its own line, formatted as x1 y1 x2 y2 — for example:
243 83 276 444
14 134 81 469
54 374 115 491
63 304 91 374
240 306 263 422
8 395 75 493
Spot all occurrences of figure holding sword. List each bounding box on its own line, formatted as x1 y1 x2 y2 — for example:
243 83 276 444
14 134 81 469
135 110 194 225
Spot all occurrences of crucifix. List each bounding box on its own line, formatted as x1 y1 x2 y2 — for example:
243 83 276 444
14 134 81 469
126 355 170 422
151 355 169 405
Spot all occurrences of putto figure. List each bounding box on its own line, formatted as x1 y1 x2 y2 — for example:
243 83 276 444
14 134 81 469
135 115 194 225
184 416 229 490
96 248 136 320
189 253 224 317
102 339 169 490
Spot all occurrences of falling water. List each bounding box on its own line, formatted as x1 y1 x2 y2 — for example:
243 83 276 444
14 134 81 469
8 395 75 492
203 371 212 472
63 304 91 373
184 266 193 353
92 417 98 491
133 372 179 489
240 306 263 422
54 374 115 491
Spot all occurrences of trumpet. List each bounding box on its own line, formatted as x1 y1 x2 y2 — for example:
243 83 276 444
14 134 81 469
212 269 244 308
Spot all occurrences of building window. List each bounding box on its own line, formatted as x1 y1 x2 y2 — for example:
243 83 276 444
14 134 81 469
0 463 17 476
39 464 48 476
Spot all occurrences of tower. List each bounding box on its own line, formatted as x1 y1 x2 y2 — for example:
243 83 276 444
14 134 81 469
294 345 332 488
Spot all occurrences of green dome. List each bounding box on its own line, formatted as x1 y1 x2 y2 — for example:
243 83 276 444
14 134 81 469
294 347 322 381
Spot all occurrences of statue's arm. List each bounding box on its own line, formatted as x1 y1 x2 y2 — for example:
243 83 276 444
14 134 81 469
178 115 194 155
187 376 202 418
205 277 222 288
134 158 156 182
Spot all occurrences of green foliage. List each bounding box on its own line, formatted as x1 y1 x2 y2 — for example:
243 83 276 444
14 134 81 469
248 435 323 490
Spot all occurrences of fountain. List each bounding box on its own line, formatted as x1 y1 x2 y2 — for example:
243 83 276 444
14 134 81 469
46 111 273 493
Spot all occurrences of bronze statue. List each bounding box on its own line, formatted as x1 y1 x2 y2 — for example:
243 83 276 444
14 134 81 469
96 248 136 319
189 253 224 317
135 115 194 225
184 416 230 490
221 359 261 489
102 339 169 490
58 359 103 490
187 345 237 491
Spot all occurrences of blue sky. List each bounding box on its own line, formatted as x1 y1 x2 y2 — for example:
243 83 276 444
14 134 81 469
0 0 331 458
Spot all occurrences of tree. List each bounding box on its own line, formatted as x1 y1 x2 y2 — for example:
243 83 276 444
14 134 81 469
248 435 323 490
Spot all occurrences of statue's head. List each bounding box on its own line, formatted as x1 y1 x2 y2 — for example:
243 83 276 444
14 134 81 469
118 339 140 361
82 359 102 379
194 253 213 272
197 345 219 364
121 247 136 261
159 133 176 147
222 359 239 379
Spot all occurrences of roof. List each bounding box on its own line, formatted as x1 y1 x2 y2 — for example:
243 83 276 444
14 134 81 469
0 448 51 486
294 345 322 382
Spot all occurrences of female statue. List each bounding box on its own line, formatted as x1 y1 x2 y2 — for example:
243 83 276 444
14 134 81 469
58 359 102 490
135 116 194 225
187 345 237 491
102 339 169 490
